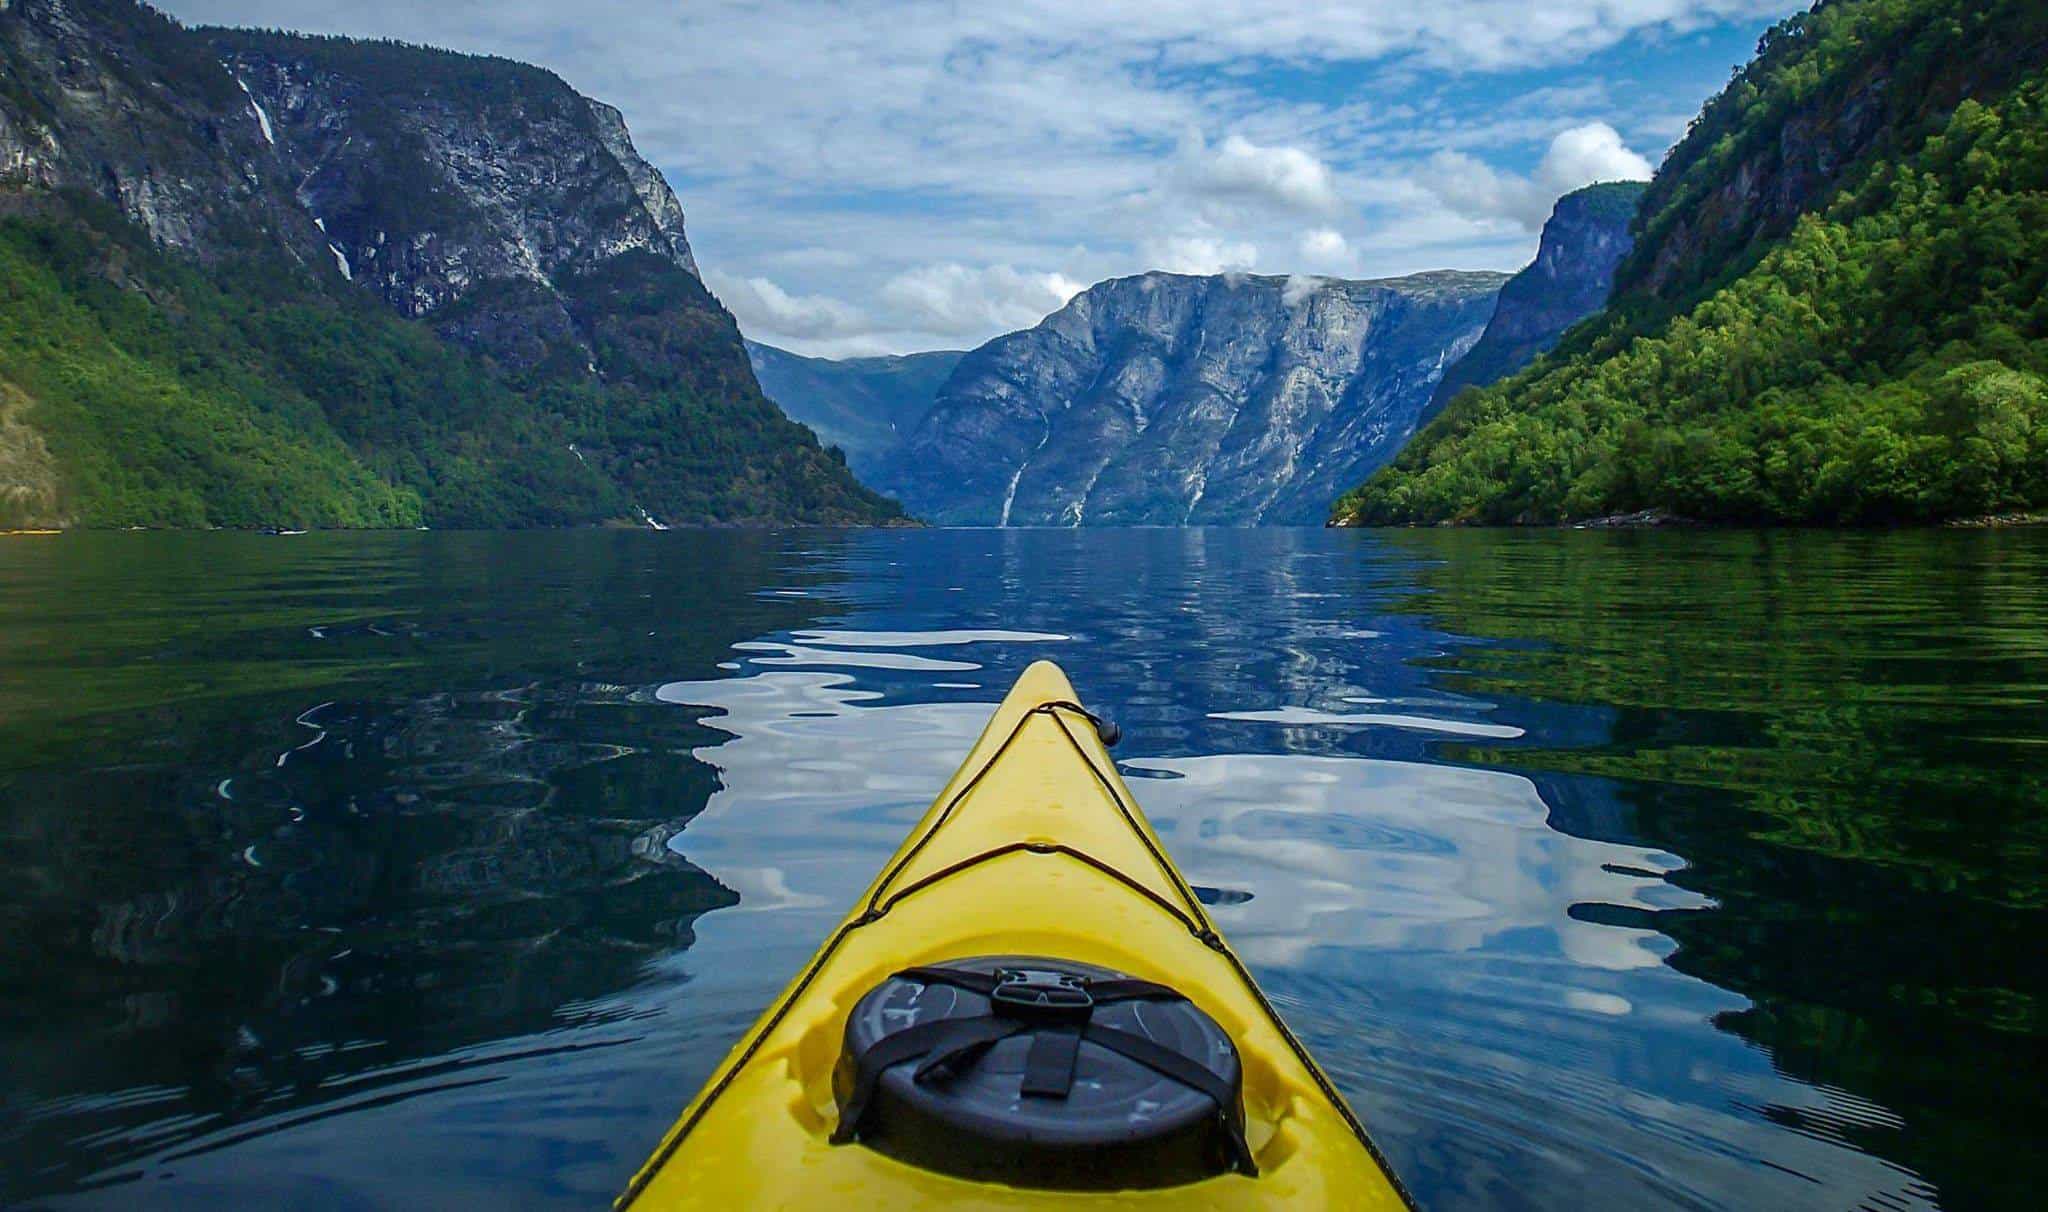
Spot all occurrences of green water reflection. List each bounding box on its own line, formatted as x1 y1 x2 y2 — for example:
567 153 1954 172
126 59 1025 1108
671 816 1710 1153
1386 528 2047 1210
0 531 846 1196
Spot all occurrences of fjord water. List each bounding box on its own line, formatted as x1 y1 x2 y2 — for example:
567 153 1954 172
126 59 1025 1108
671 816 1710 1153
1 529 2041 1210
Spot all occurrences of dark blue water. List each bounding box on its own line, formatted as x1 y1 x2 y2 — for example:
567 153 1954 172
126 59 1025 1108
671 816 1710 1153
2 528 2042 1209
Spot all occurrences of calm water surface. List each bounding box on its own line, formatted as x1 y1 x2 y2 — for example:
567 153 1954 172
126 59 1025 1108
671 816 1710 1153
1 528 2042 1210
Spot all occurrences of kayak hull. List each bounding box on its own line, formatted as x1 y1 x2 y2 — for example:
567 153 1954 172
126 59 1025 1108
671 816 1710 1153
620 661 1409 1210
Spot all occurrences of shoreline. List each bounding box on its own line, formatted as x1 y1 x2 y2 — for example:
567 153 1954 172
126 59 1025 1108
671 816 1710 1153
14 512 2047 535
1328 509 2048 531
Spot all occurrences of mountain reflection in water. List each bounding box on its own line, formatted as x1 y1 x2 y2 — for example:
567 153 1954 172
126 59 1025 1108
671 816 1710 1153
1 527 2041 1210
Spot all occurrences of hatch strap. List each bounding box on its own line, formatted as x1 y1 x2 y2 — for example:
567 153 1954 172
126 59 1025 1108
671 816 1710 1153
1020 1027 1082 1097
834 967 1258 1175
894 965 1184 1007
1081 1022 1258 1176
831 1016 1027 1144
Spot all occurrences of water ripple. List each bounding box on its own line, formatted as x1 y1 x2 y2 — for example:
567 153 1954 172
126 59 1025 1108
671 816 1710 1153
1210 706 1524 738
8 528 2033 1210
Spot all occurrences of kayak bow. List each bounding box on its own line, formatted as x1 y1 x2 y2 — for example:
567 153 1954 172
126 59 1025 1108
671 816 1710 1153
620 660 1411 1209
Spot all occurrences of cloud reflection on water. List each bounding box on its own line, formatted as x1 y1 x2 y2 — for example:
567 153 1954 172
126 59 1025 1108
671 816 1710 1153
654 617 1932 1211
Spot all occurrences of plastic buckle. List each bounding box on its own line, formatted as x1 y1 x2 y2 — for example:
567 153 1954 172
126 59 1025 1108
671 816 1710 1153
990 968 1094 1023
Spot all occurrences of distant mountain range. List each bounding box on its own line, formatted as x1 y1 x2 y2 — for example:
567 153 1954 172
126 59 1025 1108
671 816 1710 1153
745 342 964 482
25 0 1952 532
751 185 1640 526
0 0 900 528
878 270 1507 525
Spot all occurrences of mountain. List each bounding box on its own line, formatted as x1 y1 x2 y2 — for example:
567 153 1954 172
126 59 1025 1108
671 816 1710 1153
744 340 963 481
757 190 1635 525
1337 0 2048 527
1424 181 1646 422
0 0 900 528
876 270 1506 525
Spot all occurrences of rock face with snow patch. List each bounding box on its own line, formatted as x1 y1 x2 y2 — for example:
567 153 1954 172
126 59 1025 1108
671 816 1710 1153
877 270 1505 525
0 0 331 261
211 32 705 377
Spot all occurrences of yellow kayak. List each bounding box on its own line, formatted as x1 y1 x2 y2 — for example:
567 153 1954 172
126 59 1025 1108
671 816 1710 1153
619 660 1412 1209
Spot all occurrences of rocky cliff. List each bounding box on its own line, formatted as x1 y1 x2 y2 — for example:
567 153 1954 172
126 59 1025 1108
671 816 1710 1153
876 270 1505 525
209 33 704 372
1618 0 2048 307
1425 181 1645 420
0 0 899 527
746 340 963 481
0 0 325 259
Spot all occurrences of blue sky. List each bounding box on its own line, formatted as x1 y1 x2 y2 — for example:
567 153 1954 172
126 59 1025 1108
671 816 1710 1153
164 1 1804 356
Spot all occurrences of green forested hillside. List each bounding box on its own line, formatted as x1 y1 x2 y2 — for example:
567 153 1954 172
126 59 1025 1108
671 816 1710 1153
0 204 901 528
0 0 904 529
1 208 616 528
1336 0 2048 526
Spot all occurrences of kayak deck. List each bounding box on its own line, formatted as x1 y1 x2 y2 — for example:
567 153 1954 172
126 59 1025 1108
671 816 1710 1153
619 660 1410 1209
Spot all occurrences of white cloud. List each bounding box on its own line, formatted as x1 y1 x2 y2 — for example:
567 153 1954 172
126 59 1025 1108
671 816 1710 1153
712 262 1082 355
705 272 869 340
1534 122 1654 197
1424 121 1653 230
1141 233 1259 275
161 0 1794 353
1183 134 1341 216
1281 274 1326 308
1424 150 1535 226
1300 228 1349 259
1296 227 1356 274
879 263 1084 334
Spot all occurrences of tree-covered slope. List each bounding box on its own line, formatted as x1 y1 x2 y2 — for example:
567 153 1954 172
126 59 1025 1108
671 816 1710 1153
1337 0 2048 526
0 0 901 528
0 204 607 528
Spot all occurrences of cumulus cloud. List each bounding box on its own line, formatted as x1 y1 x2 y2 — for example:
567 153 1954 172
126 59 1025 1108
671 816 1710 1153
161 0 1782 353
1534 122 1654 197
712 263 1082 355
1182 134 1341 216
1425 121 1653 229
1425 152 1534 226
880 263 1084 334
1141 233 1259 275
1299 229 1349 259
1112 136 1338 284
705 272 870 341
1296 227 1358 274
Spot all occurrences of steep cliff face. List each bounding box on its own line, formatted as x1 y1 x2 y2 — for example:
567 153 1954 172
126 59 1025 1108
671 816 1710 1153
1426 181 1645 419
0 0 328 260
878 270 1504 525
210 34 701 372
1619 0 2048 307
746 341 963 481
0 0 899 527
